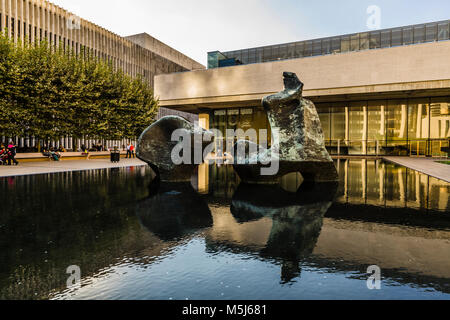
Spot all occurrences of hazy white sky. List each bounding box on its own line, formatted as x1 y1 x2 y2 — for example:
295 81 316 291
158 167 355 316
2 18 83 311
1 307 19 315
51 0 450 66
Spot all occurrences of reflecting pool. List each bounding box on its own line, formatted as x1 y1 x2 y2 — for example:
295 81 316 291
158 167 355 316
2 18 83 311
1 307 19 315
0 160 449 300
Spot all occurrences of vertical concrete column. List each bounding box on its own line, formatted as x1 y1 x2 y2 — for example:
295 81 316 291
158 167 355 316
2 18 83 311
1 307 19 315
380 104 386 137
18 0 23 45
361 159 367 200
24 0 29 42
399 103 408 139
37 1 41 42
13 0 17 43
6 0 11 38
0 0 5 33
363 105 368 154
416 104 423 138
30 0 34 43
345 106 349 145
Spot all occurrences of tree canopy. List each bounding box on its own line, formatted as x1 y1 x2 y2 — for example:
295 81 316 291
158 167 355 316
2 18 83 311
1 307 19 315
0 33 158 145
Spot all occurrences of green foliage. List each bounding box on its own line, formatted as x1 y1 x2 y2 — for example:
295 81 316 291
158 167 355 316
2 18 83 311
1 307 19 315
0 33 158 142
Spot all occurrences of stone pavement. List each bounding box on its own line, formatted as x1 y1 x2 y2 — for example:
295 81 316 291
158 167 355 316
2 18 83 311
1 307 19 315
384 156 450 183
0 158 146 178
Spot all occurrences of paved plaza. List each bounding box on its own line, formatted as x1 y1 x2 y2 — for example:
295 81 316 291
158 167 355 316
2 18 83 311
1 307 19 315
0 159 147 178
384 157 450 183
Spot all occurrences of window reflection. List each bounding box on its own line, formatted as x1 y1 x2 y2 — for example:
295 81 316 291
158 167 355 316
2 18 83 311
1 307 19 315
414 25 425 43
360 33 369 50
438 22 449 40
370 31 380 49
425 23 437 42
210 99 448 158
350 34 359 51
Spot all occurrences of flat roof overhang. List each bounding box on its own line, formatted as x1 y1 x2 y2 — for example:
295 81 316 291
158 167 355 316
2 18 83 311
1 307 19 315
155 41 450 114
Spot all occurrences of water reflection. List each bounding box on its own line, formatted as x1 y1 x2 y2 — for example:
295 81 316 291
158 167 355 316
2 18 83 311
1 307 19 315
229 183 337 283
136 181 213 241
205 160 449 212
0 160 448 300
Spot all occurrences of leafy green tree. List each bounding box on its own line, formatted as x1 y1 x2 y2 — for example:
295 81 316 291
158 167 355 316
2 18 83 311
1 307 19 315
0 34 158 149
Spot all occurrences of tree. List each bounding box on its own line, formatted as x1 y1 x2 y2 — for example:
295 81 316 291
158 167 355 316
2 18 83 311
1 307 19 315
0 34 158 149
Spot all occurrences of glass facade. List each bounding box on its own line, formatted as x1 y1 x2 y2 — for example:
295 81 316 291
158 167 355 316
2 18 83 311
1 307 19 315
317 97 450 156
208 97 449 157
210 107 272 154
208 19 450 69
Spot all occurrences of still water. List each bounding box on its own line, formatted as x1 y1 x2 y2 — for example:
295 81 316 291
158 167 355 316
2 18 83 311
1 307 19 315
0 160 449 300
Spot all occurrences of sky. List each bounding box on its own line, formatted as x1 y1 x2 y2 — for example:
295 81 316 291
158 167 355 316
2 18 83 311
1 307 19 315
51 0 450 66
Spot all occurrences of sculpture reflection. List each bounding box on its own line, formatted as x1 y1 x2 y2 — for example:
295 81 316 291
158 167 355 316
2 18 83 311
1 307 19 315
228 182 338 283
136 179 213 241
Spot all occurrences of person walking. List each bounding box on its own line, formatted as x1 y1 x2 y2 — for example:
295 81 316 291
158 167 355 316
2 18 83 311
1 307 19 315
126 143 132 158
130 144 136 158
7 141 18 166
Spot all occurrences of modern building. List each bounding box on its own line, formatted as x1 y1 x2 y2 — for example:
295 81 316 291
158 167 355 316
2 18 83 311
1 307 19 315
155 20 450 157
0 0 204 149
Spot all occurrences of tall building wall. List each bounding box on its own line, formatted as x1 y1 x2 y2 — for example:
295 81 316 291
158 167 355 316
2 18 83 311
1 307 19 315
0 0 204 89
0 0 203 150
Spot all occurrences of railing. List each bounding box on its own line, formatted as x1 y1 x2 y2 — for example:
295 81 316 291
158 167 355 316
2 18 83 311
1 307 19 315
325 139 449 158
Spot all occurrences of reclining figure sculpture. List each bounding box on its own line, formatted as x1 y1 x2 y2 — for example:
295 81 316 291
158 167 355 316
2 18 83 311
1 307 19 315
137 72 338 184
233 72 339 183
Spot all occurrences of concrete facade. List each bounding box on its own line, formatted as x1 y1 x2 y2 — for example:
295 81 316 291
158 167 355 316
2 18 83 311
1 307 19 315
0 0 204 89
155 40 450 112
0 0 205 150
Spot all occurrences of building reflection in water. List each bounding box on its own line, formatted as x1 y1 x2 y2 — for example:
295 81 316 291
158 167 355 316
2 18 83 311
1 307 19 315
198 161 450 289
199 160 449 212
0 162 448 299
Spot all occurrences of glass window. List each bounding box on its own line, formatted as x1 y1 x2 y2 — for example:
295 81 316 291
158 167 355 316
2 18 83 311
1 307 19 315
381 30 391 48
349 102 367 154
331 104 346 142
256 48 263 63
349 102 366 140
425 23 437 42
331 37 341 53
240 49 249 64
271 45 279 61
295 42 304 58
263 46 271 62
317 105 331 141
235 51 242 64
408 98 430 140
414 25 425 43
248 49 256 64
360 33 369 50
430 97 450 139
387 100 408 155
321 38 331 55
341 36 350 52
350 34 359 51
438 22 449 40
370 31 380 49
304 41 312 56
279 44 288 60
391 28 402 46
288 43 296 59
403 27 413 45
313 40 322 56
368 100 387 142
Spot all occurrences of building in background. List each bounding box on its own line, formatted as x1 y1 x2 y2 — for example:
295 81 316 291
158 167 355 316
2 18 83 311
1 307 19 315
156 20 450 157
0 0 204 150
